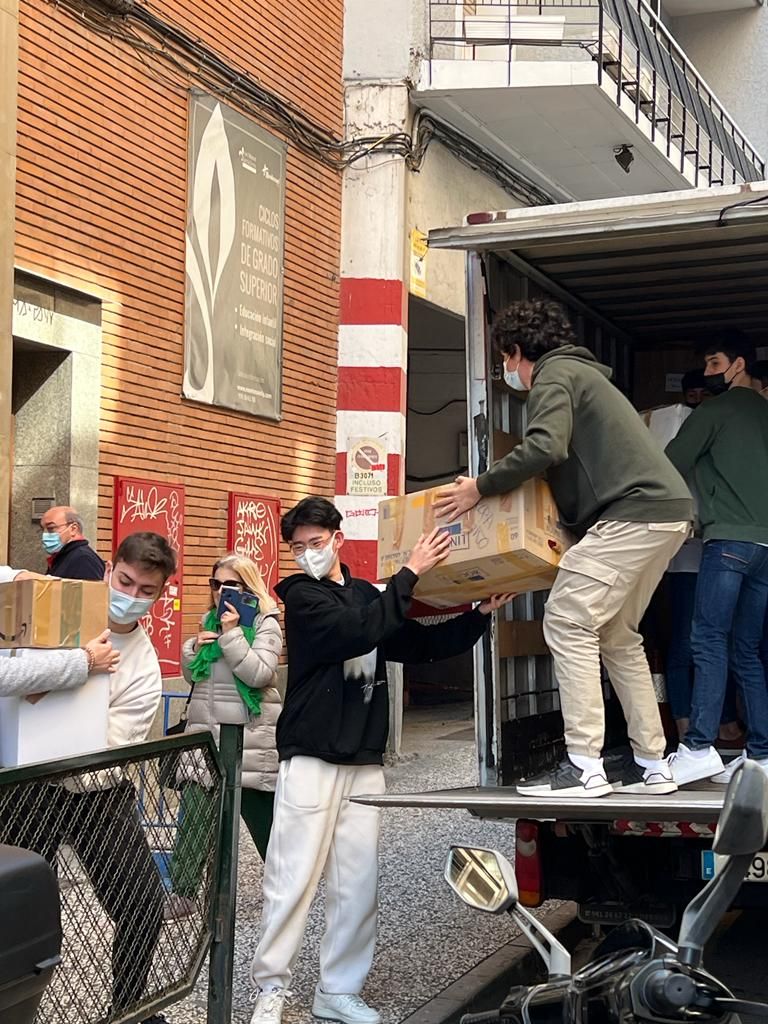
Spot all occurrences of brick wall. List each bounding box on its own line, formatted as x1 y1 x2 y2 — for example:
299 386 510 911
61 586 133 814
15 0 343 633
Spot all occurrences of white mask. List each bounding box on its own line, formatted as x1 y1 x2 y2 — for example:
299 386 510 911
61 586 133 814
295 535 338 580
503 358 527 392
109 585 155 625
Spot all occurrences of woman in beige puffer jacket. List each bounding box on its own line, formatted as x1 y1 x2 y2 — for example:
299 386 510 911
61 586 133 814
183 571 283 799
168 554 283 911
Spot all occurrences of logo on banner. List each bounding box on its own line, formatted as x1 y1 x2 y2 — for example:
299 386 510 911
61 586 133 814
348 437 388 496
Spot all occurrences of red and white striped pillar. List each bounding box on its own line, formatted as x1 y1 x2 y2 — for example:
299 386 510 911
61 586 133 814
334 85 410 581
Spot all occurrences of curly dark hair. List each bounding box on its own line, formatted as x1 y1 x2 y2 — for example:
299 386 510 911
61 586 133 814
491 299 577 363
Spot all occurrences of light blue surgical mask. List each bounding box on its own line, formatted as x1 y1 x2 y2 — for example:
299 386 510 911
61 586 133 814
503 357 527 392
42 532 64 555
108 586 155 626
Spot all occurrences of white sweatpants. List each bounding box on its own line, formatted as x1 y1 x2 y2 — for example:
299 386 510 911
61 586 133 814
249 756 386 994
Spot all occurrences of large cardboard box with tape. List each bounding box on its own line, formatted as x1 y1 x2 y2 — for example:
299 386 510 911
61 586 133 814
378 480 572 609
0 578 108 650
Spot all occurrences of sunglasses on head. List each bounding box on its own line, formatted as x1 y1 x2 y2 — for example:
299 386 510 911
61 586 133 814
209 578 243 592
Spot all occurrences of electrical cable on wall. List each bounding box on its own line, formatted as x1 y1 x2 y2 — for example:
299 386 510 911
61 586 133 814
407 398 467 416
48 0 555 205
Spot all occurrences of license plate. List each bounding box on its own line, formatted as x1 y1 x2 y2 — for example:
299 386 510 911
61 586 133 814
701 850 768 882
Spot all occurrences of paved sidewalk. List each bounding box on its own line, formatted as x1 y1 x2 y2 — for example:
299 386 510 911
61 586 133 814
171 704 549 1024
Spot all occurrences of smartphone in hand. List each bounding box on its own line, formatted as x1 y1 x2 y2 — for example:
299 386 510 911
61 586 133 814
218 587 260 628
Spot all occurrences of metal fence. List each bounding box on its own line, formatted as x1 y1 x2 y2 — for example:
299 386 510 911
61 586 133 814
0 732 227 1024
428 0 765 187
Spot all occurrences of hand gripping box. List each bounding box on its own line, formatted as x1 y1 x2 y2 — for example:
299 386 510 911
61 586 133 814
378 481 572 609
0 578 108 650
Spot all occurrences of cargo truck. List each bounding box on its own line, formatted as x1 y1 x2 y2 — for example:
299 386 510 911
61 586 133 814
366 181 768 927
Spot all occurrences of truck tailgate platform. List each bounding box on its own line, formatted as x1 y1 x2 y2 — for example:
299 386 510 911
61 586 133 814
354 784 725 823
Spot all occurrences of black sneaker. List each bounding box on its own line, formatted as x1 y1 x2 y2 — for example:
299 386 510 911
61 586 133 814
141 1015 171 1024
516 759 612 798
606 752 677 795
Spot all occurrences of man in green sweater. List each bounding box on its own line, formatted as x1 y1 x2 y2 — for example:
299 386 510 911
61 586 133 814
665 332 768 786
435 300 692 799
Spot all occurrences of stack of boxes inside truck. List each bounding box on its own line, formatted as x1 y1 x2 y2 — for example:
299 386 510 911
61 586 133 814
0 579 109 766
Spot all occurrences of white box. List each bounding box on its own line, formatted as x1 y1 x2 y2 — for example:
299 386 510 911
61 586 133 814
0 662 109 767
641 403 692 450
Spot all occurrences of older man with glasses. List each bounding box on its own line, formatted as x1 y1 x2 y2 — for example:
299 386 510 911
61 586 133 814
40 505 105 580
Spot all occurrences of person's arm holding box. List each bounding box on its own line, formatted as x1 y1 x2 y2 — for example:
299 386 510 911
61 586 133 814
382 594 515 664
434 384 574 521
0 630 119 699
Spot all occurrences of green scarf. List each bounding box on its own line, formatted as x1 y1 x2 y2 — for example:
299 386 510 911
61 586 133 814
187 610 262 717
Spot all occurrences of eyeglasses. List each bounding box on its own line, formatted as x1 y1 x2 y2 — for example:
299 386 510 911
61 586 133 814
209 579 244 592
289 535 334 557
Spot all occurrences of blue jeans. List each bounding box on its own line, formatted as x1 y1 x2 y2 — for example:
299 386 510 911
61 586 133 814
686 541 768 758
666 572 739 724
666 572 697 721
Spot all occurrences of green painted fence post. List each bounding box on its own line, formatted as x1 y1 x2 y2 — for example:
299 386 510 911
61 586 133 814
207 722 244 1024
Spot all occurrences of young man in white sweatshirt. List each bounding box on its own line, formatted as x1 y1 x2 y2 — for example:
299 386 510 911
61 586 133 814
1 532 177 1024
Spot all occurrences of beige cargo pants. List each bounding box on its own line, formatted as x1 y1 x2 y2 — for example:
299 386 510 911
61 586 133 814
543 520 690 761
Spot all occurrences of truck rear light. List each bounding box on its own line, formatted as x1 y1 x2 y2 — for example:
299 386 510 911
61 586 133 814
515 819 542 907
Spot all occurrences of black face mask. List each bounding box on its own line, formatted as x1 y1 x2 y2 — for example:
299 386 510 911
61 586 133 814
704 373 729 396
704 362 736 396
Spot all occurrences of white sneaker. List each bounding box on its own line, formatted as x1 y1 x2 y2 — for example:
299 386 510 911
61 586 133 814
668 744 724 786
710 750 745 785
710 751 768 785
312 988 382 1024
250 989 289 1024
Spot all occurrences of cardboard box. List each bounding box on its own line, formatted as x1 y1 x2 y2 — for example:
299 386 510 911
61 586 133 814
498 619 549 659
0 579 108 650
378 480 572 609
0 660 110 767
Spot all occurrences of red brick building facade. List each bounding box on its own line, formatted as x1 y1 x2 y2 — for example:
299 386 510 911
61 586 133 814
11 0 343 648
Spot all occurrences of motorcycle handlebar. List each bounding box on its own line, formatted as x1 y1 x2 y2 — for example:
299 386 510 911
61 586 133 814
714 998 768 1019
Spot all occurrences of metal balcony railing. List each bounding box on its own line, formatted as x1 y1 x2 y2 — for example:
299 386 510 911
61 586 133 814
428 0 765 186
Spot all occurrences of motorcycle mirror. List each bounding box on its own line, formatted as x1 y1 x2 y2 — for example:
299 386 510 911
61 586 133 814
678 760 768 967
713 760 768 855
444 846 517 914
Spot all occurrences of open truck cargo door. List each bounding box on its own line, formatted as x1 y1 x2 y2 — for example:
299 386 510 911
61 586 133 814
427 181 768 787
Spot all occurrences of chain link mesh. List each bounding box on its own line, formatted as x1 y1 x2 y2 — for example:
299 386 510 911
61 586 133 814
0 737 224 1024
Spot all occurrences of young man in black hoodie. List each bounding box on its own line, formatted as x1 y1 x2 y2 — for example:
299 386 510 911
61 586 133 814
248 497 510 1024
435 300 693 800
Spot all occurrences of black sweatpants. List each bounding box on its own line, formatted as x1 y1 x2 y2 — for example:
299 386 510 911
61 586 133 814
1 781 163 1013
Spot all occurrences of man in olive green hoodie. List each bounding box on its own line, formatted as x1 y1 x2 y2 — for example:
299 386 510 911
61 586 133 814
665 332 768 787
436 300 692 799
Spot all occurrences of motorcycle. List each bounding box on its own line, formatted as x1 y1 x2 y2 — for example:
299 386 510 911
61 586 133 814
445 759 768 1024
